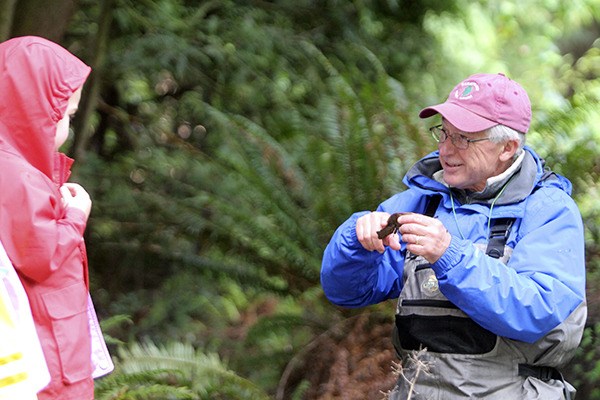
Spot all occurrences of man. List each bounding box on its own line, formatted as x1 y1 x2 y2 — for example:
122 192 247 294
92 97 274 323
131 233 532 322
321 73 586 399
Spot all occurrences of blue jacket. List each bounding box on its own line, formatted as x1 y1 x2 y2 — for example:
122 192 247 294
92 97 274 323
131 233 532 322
321 146 586 344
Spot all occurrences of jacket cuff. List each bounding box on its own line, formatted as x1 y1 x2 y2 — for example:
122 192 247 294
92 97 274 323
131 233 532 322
343 211 370 248
432 235 470 276
64 207 88 235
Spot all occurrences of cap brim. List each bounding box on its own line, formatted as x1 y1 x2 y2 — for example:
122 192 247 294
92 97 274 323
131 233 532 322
419 102 496 132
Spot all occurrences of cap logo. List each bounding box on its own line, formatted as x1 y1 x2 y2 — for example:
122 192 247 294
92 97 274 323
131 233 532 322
454 81 479 100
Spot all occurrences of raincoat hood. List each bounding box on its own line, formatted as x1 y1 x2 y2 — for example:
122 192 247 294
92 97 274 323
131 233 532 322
0 36 91 180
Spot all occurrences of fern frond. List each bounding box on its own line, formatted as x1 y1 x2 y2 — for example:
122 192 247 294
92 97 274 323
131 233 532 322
96 340 271 400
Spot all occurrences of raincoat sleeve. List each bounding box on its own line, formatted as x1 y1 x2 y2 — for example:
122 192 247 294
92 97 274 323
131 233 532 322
433 187 586 343
321 211 403 307
321 192 425 307
1 169 87 283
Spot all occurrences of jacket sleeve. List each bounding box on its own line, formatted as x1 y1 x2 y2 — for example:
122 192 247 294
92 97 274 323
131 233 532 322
321 191 429 307
1 170 87 283
433 188 586 343
320 211 406 307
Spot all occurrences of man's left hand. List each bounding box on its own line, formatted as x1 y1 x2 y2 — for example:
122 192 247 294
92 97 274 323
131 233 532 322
397 213 451 263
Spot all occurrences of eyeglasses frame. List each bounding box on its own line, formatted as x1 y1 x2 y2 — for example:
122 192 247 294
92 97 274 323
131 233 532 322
429 124 490 150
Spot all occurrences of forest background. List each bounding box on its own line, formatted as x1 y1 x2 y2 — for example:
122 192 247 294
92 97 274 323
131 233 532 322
2 0 600 399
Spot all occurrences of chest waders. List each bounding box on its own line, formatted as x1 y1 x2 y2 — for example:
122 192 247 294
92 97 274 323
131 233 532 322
390 196 577 400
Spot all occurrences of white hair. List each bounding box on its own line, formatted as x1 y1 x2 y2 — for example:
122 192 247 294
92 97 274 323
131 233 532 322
487 124 526 156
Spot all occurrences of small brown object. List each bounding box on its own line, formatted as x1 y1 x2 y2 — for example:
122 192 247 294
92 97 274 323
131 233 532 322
376 212 408 239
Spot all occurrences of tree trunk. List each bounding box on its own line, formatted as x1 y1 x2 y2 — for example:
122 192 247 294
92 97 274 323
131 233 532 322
10 0 77 42
71 0 114 162
0 0 17 41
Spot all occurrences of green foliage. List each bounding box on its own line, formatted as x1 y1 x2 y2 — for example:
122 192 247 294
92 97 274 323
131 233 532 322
99 314 133 346
569 324 600 400
78 0 434 340
57 0 600 397
95 340 270 399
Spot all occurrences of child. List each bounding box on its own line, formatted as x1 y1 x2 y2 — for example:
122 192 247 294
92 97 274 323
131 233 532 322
0 35 99 400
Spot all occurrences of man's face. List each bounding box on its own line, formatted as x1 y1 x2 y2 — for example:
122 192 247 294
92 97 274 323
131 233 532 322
437 120 509 192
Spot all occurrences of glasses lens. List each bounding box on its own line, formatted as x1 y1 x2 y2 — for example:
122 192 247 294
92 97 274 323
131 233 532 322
453 135 469 150
430 126 472 149
430 126 444 142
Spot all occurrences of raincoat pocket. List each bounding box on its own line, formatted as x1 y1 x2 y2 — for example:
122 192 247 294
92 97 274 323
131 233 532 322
42 283 91 384
395 310 498 354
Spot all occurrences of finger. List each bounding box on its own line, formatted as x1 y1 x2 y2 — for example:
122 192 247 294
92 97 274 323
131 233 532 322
399 222 424 238
356 219 367 245
402 233 423 246
398 213 432 228
416 235 428 247
361 213 390 253
357 215 377 251
384 232 401 251
68 184 85 197
60 185 73 199
368 217 385 253
374 237 386 253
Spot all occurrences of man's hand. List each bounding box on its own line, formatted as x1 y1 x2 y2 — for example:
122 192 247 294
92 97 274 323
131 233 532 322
60 183 92 220
356 212 402 253
397 213 451 263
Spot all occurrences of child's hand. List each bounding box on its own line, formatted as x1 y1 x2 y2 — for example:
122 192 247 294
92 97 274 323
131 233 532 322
60 183 92 220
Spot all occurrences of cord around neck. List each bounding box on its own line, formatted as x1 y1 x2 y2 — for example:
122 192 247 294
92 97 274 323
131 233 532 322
449 174 515 241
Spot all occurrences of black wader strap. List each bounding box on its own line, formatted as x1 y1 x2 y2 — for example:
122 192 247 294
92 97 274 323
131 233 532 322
424 195 441 218
486 218 515 258
518 364 571 400
484 168 554 258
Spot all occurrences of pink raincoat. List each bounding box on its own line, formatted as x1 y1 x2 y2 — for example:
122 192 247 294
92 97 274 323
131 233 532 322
0 36 94 399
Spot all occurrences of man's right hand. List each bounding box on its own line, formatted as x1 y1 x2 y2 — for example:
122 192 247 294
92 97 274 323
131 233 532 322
356 212 402 253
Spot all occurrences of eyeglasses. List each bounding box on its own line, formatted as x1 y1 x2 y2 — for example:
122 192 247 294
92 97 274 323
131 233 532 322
429 125 490 150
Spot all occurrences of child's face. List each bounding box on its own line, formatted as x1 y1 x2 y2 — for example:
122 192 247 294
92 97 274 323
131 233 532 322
55 87 82 150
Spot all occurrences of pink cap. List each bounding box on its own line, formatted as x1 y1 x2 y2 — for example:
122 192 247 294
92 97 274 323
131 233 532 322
419 73 531 133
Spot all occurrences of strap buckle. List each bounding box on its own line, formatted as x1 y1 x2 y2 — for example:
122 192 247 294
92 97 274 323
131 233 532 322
518 363 558 382
486 218 515 258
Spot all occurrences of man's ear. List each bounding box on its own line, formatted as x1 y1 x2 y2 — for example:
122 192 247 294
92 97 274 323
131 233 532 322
499 140 519 162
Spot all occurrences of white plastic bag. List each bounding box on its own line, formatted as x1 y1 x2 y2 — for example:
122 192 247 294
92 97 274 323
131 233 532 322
87 293 114 379
0 240 50 399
